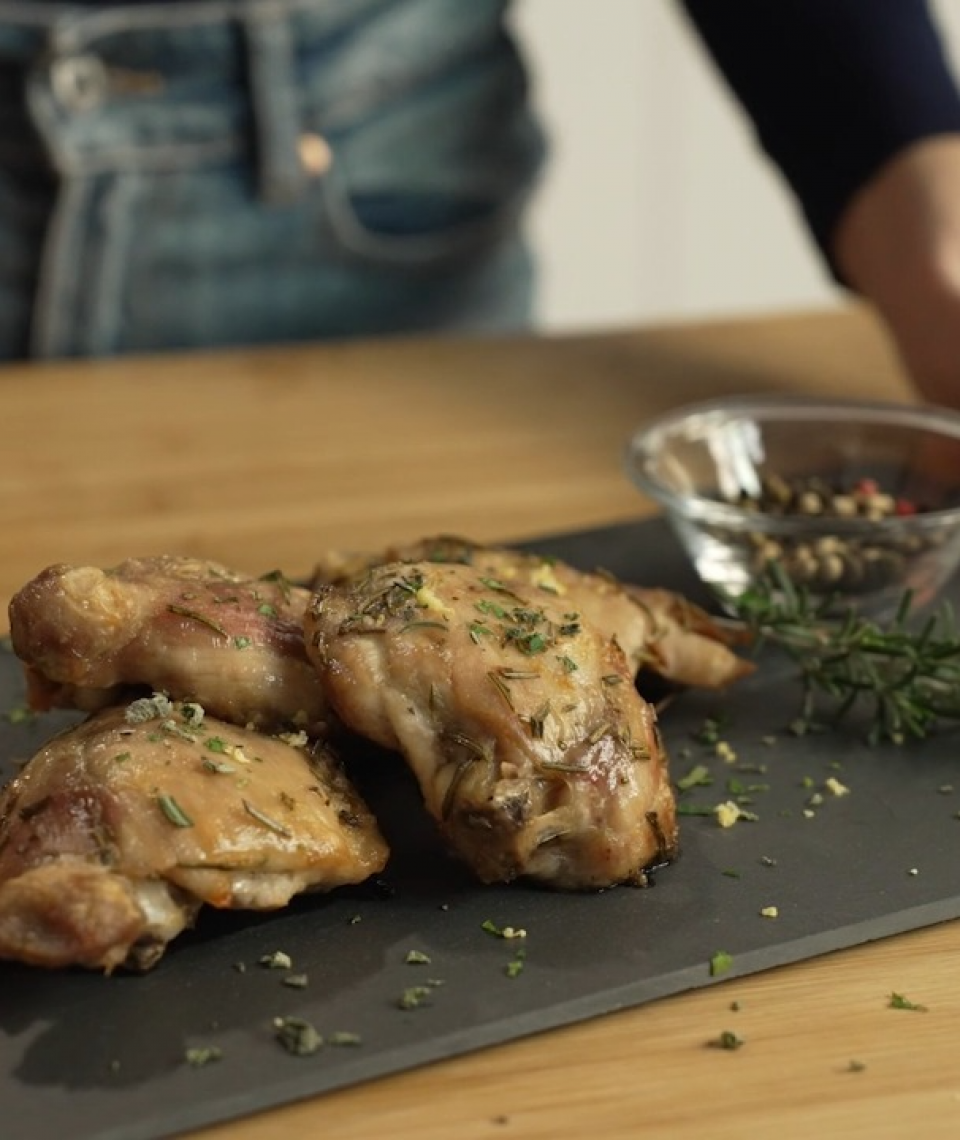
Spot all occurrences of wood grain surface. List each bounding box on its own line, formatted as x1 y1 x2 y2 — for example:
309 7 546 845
5 304 957 1140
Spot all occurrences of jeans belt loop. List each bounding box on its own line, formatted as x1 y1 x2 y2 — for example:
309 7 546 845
238 1 308 205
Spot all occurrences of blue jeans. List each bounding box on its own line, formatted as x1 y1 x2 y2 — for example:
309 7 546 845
0 0 545 360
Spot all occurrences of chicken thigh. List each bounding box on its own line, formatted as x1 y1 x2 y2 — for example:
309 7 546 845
306 560 677 889
8 555 326 732
311 535 751 691
0 696 388 971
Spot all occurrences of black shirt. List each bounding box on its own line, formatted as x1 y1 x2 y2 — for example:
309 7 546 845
680 0 960 265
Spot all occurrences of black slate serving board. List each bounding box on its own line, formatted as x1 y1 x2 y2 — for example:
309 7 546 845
2 519 959 1140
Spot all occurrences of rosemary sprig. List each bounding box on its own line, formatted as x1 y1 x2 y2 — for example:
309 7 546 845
728 563 960 743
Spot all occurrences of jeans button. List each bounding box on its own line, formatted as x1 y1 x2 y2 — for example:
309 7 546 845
50 54 108 113
298 133 333 177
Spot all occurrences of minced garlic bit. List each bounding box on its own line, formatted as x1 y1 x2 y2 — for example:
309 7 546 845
760 906 779 919
259 950 293 970
802 808 816 819
414 583 454 619
715 740 737 764
530 562 566 596
714 800 741 829
824 776 850 797
277 729 309 750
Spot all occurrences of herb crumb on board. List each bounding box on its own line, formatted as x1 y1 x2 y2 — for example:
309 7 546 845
709 950 733 977
888 992 928 1012
273 1016 323 1055
184 1045 223 1068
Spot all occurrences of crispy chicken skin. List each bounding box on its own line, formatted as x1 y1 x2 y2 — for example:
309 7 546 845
8 555 326 732
310 535 752 692
305 560 677 889
0 697 388 971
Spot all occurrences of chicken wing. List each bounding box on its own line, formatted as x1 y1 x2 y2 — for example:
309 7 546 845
8 555 326 732
305 560 677 890
0 696 388 971
310 535 751 692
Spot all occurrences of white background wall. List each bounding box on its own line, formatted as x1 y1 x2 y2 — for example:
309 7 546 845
510 0 960 332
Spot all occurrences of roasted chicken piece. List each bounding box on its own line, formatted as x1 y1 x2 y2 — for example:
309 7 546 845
306 560 677 889
0 696 388 971
311 535 751 691
8 555 326 732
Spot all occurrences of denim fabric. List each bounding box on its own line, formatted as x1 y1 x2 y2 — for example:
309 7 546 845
0 0 545 360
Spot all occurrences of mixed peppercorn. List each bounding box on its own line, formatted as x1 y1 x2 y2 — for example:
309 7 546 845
735 474 934 595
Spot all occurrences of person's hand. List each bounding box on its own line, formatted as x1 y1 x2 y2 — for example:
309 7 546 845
832 136 960 410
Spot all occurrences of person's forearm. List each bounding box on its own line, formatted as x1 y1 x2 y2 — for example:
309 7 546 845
832 137 960 409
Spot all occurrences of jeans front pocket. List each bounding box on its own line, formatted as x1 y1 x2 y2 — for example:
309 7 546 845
317 163 535 273
306 26 547 275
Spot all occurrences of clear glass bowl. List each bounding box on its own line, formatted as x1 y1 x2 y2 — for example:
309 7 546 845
624 395 960 619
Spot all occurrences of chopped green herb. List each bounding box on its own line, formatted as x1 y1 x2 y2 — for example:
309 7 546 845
527 702 551 740
398 985 433 1010
328 1031 362 1047
710 950 734 977
234 635 252 650
260 569 293 601
505 946 527 978
479 576 520 597
184 1045 223 1067
156 793 193 828
676 763 713 792
405 949 431 965
487 670 516 711
167 604 228 638
180 701 205 726
889 992 928 1012
2 706 34 725
243 799 292 836
707 1030 744 1051
399 620 449 634
512 631 547 655
694 716 727 746
159 716 199 742
201 757 235 775
273 1016 322 1056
